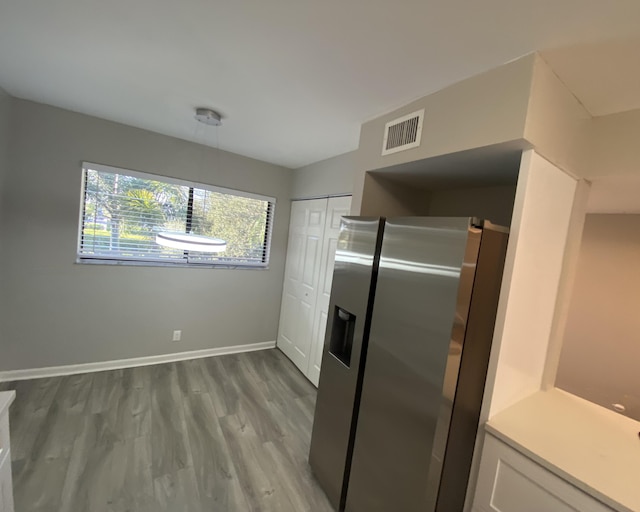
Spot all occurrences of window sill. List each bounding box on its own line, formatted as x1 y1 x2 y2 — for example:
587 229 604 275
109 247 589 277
75 258 269 270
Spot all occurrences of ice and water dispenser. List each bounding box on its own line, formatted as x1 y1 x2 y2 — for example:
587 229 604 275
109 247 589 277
330 306 356 367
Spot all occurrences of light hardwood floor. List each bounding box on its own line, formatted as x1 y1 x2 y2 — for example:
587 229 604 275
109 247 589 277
0 349 334 512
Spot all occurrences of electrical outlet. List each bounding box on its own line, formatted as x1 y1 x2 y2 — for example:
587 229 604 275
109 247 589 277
172 330 182 342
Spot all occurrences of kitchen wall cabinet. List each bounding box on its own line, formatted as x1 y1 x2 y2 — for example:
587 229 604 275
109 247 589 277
277 196 352 385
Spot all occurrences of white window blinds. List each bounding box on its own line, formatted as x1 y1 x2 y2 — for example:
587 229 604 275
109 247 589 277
78 163 275 267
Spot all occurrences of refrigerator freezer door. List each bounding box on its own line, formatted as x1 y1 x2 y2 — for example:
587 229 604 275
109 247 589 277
435 222 509 511
309 217 384 510
344 217 482 512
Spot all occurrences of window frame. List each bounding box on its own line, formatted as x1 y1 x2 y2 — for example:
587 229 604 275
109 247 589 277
76 162 276 269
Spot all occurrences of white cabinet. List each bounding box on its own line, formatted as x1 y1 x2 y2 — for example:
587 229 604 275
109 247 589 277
277 196 352 385
0 458 13 512
473 434 614 512
0 392 15 512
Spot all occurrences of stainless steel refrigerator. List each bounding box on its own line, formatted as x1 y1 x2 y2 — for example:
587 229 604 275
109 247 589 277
308 216 509 512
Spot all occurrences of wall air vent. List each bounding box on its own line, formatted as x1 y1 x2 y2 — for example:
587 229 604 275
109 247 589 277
381 109 424 156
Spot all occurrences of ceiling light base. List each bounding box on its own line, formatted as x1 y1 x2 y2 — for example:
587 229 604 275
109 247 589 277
195 108 222 126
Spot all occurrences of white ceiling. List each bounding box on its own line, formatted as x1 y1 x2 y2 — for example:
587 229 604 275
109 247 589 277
542 37 640 116
587 175 640 214
1 0 640 169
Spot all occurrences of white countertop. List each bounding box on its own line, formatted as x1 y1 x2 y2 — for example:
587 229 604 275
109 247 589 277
486 388 640 512
0 391 15 418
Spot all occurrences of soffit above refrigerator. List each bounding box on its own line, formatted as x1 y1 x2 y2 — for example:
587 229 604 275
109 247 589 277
369 143 523 192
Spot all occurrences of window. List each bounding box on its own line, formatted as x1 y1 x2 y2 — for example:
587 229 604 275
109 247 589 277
78 163 275 268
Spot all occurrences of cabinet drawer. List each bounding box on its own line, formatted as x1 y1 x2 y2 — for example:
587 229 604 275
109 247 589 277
473 434 614 512
0 453 14 512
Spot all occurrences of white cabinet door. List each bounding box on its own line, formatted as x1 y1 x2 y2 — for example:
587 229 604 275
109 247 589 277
473 434 614 512
0 411 13 512
307 196 352 386
0 455 14 512
277 198 328 374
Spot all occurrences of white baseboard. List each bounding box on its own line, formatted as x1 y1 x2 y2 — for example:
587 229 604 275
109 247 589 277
0 341 276 382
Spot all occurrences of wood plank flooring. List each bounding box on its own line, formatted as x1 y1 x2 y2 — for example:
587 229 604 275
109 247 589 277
0 349 334 512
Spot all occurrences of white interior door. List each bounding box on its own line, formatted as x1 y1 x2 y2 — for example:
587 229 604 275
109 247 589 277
307 196 352 386
277 198 327 373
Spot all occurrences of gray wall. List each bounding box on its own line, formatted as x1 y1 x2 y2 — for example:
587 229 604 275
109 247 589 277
0 88 10 203
360 174 432 217
428 185 517 227
556 214 640 420
292 151 355 199
0 99 293 371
